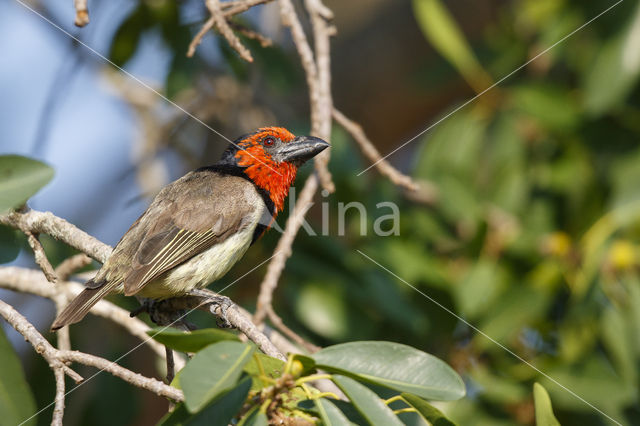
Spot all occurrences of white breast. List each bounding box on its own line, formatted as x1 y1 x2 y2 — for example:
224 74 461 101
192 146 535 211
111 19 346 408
138 191 266 299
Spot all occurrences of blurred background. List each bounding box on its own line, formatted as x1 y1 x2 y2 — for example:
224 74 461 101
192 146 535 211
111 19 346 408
1 0 640 424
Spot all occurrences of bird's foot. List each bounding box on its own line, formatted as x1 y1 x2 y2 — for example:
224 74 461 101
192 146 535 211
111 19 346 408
186 290 235 329
131 297 195 330
210 295 234 329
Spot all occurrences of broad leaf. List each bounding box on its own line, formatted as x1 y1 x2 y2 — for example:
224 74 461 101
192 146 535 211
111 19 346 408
584 2 640 115
412 0 491 92
147 327 239 353
533 383 561 426
0 225 21 264
332 375 403 426
0 327 36 425
312 341 465 400
243 353 285 391
158 377 251 426
402 393 457 426
181 341 254 413
0 155 54 213
238 405 269 426
315 397 355 426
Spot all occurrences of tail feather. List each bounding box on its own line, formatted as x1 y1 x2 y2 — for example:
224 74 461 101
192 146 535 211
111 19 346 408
51 281 115 330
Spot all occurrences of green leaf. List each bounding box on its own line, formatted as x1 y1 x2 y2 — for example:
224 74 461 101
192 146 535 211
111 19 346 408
109 5 151 67
0 155 54 213
0 327 37 426
158 377 251 426
583 3 640 115
412 0 491 91
511 84 580 131
181 341 254 413
312 342 465 401
243 354 285 391
147 327 239 353
0 225 21 264
402 393 457 426
315 397 355 426
332 375 403 426
533 383 560 426
238 405 269 426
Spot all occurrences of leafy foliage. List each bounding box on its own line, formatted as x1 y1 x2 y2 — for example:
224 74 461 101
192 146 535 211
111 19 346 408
148 332 463 424
0 155 53 213
0 327 36 426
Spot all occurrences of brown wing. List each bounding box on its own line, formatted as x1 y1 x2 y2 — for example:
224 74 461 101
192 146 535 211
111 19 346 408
117 171 257 295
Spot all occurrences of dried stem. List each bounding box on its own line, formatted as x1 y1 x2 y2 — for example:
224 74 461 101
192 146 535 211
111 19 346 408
222 0 272 16
0 210 111 263
0 299 184 405
253 0 337 326
55 253 92 281
229 21 273 47
74 0 89 27
188 0 255 61
52 367 66 426
267 306 320 353
332 108 419 192
25 231 58 283
0 266 170 363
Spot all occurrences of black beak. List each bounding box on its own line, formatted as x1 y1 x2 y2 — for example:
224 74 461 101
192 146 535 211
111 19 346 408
277 136 330 164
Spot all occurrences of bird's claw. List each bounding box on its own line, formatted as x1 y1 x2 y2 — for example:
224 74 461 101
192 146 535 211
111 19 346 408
209 295 234 329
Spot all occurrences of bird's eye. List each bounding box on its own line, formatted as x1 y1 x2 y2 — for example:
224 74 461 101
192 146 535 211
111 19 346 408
263 136 276 147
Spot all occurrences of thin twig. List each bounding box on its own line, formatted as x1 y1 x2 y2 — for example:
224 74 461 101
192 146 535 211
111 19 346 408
0 266 170 363
279 0 334 193
332 108 419 192
60 350 184 401
188 0 254 61
0 209 111 263
147 290 287 361
74 0 89 27
25 231 58 283
52 368 66 426
55 253 92 281
165 346 175 384
253 0 337 325
54 296 72 352
0 299 184 402
229 21 273 47
267 306 320 353
222 0 273 17
306 0 335 193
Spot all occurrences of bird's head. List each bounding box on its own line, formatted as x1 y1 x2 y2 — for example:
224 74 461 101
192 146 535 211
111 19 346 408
219 127 329 212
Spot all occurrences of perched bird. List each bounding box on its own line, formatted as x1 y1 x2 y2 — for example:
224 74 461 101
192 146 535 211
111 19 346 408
51 127 329 330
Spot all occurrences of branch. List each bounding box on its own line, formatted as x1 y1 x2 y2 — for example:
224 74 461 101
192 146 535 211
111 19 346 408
0 266 170 363
332 108 419 192
253 0 337 326
222 0 273 16
0 299 184 405
52 367 65 426
266 306 319 353
59 350 184 401
0 210 111 263
145 290 287 361
279 0 334 193
188 0 263 60
25 231 58 283
306 0 335 194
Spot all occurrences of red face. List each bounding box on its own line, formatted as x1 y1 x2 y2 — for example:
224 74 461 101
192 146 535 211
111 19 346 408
234 127 300 214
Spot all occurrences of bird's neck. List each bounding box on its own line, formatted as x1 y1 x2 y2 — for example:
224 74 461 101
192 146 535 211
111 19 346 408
243 162 297 214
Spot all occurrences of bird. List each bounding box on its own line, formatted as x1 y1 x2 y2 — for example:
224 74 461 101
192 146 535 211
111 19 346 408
51 127 329 330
